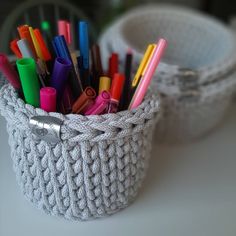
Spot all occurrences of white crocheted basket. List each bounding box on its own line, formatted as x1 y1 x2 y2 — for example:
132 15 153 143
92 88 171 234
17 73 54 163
99 4 236 143
0 72 7 88
0 84 161 221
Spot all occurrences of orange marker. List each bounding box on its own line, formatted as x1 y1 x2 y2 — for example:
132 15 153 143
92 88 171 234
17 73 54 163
34 29 51 61
10 39 22 58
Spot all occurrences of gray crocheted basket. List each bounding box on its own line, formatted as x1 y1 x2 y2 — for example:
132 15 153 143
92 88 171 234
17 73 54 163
0 84 161 221
0 72 7 88
99 5 236 143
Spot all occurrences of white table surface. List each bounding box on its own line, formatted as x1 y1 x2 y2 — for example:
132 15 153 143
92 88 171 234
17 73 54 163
0 103 236 236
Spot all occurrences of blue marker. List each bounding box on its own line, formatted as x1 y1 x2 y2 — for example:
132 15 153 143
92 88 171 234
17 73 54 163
79 21 89 70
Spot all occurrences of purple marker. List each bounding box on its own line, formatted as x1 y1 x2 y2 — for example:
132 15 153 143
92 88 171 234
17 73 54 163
84 91 110 115
50 57 72 101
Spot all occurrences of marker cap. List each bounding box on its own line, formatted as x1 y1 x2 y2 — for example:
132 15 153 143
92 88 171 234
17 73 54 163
40 87 57 112
110 73 125 102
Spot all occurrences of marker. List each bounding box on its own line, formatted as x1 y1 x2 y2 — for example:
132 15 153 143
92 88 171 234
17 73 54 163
129 38 167 109
119 49 133 110
91 44 103 92
16 58 40 107
0 54 21 91
72 87 96 114
10 39 22 58
108 53 118 78
132 44 156 88
107 73 125 113
79 21 89 70
58 20 72 45
40 87 56 112
50 57 72 102
85 91 110 115
99 76 111 94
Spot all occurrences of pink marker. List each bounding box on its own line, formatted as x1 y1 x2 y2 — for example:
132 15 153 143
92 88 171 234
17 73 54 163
129 38 167 110
40 87 57 112
0 53 21 90
84 91 110 115
58 20 72 45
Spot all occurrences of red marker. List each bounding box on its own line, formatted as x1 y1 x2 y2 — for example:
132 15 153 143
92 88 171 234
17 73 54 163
107 73 125 113
108 53 118 78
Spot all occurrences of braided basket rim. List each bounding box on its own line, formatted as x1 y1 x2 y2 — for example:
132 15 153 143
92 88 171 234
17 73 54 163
0 84 161 142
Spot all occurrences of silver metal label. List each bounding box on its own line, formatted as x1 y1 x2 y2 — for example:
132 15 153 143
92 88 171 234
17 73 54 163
29 116 63 143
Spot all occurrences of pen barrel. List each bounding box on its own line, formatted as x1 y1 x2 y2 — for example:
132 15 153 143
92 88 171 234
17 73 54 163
85 91 110 115
16 58 40 107
50 57 72 101
40 87 56 112
99 76 111 94
72 87 96 114
110 73 125 102
0 54 21 90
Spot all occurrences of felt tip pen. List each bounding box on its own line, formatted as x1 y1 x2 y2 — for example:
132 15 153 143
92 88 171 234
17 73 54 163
50 57 72 102
129 38 167 110
132 44 156 88
85 91 110 115
40 87 57 112
16 58 40 107
91 44 103 92
58 20 72 45
107 73 125 113
108 53 119 79
99 76 111 94
0 54 21 91
119 49 133 110
72 87 96 114
79 21 89 70
10 39 22 58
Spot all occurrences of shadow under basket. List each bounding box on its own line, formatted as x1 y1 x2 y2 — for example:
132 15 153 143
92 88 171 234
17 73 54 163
0 84 161 221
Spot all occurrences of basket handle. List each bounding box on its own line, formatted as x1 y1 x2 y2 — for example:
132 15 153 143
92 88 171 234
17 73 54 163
29 116 63 143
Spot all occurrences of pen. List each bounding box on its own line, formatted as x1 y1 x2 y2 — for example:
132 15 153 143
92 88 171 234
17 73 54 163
10 39 22 58
16 58 40 107
91 44 103 92
17 39 47 87
107 73 125 113
60 85 74 114
132 44 155 88
108 53 118 79
129 38 167 110
99 76 111 94
58 20 72 46
85 91 110 115
29 26 44 60
18 25 37 57
119 49 133 110
53 35 83 97
40 87 57 112
72 87 96 114
79 21 89 70
50 57 72 102
0 54 21 91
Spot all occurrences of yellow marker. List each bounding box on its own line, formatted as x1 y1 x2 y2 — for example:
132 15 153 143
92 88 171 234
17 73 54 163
99 76 111 94
132 44 156 87
29 27 44 60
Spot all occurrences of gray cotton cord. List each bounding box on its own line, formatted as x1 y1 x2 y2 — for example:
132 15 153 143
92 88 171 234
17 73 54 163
99 4 236 143
0 84 161 221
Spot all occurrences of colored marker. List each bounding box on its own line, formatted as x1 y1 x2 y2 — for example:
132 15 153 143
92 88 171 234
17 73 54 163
129 38 167 109
0 54 21 90
72 87 96 114
79 21 89 70
40 87 56 112
99 76 111 94
50 57 72 102
108 53 118 78
16 58 40 107
107 73 125 113
85 91 110 115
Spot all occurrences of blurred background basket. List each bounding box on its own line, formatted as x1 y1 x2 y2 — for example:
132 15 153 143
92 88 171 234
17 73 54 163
99 4 236 143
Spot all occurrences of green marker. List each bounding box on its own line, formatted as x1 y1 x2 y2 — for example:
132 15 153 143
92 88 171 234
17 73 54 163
16 58 40 107
41 21 50 31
